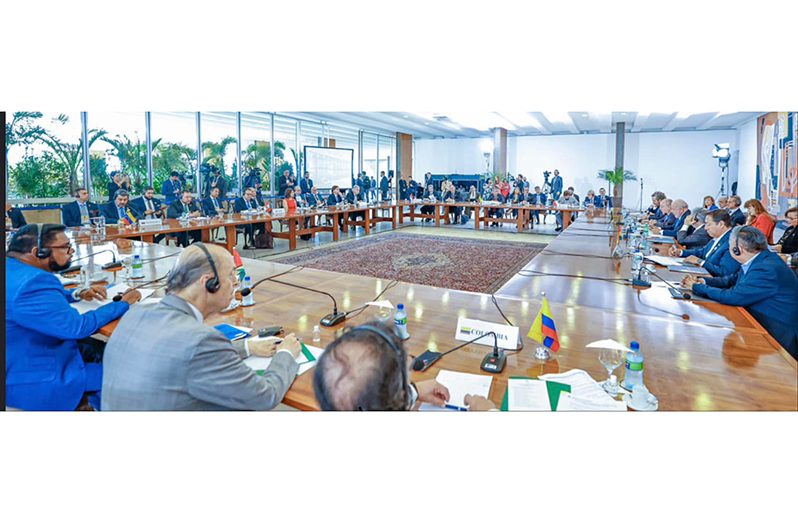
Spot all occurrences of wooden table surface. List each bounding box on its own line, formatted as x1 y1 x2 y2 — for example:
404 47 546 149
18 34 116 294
80 211 797 411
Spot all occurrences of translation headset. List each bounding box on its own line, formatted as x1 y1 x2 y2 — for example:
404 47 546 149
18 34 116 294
194 242 220 293
35 224 51 259
732 235 741 256
345 324 412 410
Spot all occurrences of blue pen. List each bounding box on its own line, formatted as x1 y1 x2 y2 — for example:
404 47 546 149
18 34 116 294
443 403 468 411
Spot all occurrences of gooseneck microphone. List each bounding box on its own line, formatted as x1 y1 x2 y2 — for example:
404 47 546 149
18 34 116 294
60 249 121 273
642 266 692 300
412 331 504 373
240 275 346 327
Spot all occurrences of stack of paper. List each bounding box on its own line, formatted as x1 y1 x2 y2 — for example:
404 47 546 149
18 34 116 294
70 283 155 314
667 264 709 275
644 255 684 266
538 369 626 411
244 340 324 377
419 369 493 410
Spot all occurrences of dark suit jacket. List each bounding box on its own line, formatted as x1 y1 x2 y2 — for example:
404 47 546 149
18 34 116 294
233 197 258 213
167 200 203 219
693 250 798 359
6 207 28 229
204 176 227 198
107 181 130 202
202 197 225 216
676 224 711 249
527 193 547 205
327 193 343 206
346 190 364 204
243 174 261 189
729 208 746 227
308 193 325 207
61 201 100 227
656 212 677 230
551 176 563 199
663 209 692 236
102 203 142 222
299 178 313 194
682 229 739 277
380 176 389 197
162 179 183 205
130 196 164 218
277 176 293 197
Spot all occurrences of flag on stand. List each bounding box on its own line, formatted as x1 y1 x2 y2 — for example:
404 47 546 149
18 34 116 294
527 296 560 352
122 209 137 225
232 248 246 282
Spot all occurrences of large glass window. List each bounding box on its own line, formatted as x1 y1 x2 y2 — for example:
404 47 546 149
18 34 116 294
89 112 147 200
200 112 238 196
299 120 324 177
241 112 274 194
378 134 395 180
6 111 84 198
329 123 359 191
361 132 378 186
150 112 198 194
273 115 298 194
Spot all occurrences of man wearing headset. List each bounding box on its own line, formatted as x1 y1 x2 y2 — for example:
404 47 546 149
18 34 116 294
5 224 142 410
682 226 798 360
313 321 497 411
102 243 301 410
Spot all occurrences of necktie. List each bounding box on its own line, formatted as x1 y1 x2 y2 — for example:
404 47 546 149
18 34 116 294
79 203 88 217
183 203 189 214
118 207 125 218
146 198 153 212
213 199 219 210
245 199 251 210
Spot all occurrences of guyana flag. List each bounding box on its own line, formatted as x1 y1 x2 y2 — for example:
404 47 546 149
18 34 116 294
527 296 560 352
232 248 246 282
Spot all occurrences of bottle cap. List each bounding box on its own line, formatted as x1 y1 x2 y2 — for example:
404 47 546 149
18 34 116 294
630 341 640 351
397 303 404 310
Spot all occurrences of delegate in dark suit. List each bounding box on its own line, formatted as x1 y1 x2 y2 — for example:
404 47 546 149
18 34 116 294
201 195 226 216
656 212 676 230
681 229 740 277
729 208 746 227
327 192 345 229
233 196 265 245
345 188 366 222
692 250 798 359
101 202 142 223
130 195 165 218
204 175 227 199
676 224 711 249
661 210 691 237
6 207 28 229
166 199 204 246
380 175 390 199
161 178 183 205
61 201 100 227
420 188 439 218
102 294 299 410
299 177 314 194
5 257 131 410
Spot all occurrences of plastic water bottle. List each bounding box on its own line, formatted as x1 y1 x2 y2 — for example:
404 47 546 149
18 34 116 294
241 276 254 307
131 254 144 279
631 252 644 279
623 341 644 390
643 222 650 237
394 303 410 340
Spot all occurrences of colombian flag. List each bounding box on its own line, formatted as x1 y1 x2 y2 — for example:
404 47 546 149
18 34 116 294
232 248 246 282
527 297 560 352
123 209 137 225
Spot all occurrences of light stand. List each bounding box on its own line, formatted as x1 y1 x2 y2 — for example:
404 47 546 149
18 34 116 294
639 177 644 212
712 143 731 198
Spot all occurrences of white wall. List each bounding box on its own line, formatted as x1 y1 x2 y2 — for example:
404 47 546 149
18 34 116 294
414 129 746 211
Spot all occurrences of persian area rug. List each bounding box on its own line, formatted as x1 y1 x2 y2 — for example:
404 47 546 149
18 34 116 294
276 232 546 293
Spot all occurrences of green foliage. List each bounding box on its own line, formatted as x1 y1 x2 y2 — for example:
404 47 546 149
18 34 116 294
153 142 196 193
597 167 637 186
89 156 109 198
201 136 236 176
5 112 46 152
101 134 157 193
9 152 69 197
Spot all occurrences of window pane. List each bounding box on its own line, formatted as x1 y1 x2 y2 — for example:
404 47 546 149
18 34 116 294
200 112 238 197
361 132 378 187
299 120 324 180
6 111 83 198
273 115 298 193
150 112 198 195
329 123 359 187
241 112 273 195
89 112 146 201
378 134 395 181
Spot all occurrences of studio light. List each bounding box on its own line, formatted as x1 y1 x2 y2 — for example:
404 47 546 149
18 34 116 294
712 143 731 163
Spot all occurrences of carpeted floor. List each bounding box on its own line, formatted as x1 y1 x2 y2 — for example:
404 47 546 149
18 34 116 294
276 232 547 293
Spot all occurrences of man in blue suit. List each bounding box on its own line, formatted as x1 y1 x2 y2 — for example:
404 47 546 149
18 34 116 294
202 186 226 217
651 198 676 229
327 185 345 231
379 171 390 200
345 184 366 225
5 224 141 410
657 199 691 237
671 209 739 277
597 187 612 208
61 187 100 227
233 187 265 249
675 208 712 250
727 195 747 227
647 191 667 219
299 171 314 195
527 185 547 224
161 171 183 205
550 170 563 201
101 190 142 224
683 226 798 360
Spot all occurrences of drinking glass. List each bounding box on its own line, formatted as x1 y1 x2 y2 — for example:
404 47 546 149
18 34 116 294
598 348 624 394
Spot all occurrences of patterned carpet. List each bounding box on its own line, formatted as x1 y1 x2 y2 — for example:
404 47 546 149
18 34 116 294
276 232 546 293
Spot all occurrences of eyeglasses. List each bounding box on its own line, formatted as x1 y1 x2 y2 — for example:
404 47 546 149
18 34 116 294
49 243 75 252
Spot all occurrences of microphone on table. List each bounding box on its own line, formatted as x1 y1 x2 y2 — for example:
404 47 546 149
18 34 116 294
60 249 122 273
240 277 347 327
641 266 692 301
412 331 505 374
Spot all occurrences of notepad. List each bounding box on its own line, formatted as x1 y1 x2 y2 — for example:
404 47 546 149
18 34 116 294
70 284 155 314
428 369 493 410
538 369 626 411
645 255 684 266
667 264 710 275
244 341 324 376
214 323 252 341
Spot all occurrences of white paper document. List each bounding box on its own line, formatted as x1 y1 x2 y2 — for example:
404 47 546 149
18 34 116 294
70 284 155 314
431 369 493 409
243 340 324 376
507 379 551 411
644 255 684 267
538 369 627 411
585 339 632 352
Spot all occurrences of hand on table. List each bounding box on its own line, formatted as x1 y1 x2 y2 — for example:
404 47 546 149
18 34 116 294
683 255 701 265
79 285 108 301
414 380 450 407
464 394 497 411
669 245 682 257
681 275 705 290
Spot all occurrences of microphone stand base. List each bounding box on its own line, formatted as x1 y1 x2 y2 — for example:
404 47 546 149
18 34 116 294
320 312 347 327
480 351 506 373
534 346 551 361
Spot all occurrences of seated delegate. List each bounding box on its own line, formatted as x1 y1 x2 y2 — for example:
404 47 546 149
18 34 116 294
670 209 739 277
5 224 141 410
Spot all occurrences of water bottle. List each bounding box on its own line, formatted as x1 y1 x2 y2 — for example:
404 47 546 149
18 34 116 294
394 303 410 340
241 276 254 306
643 222 650 237
623 341 644 390
131 254 144 279
631 252 644 279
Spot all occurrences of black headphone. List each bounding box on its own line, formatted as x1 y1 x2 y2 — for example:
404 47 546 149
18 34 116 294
194 242 220 293
345 324 412 410
732 235 741 256
35 224 51 259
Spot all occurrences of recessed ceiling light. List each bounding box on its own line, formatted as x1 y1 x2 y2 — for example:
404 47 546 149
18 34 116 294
620 112 626 115
424 122 429 125
582 113 589 117
403 114 409 118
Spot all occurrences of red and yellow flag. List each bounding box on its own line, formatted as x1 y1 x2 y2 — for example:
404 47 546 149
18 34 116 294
527 296 560 352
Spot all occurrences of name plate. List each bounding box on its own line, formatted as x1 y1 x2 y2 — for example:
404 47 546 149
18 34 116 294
455 317 520 351
357 202 368 208
271 208 286 217
139 218 163 230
